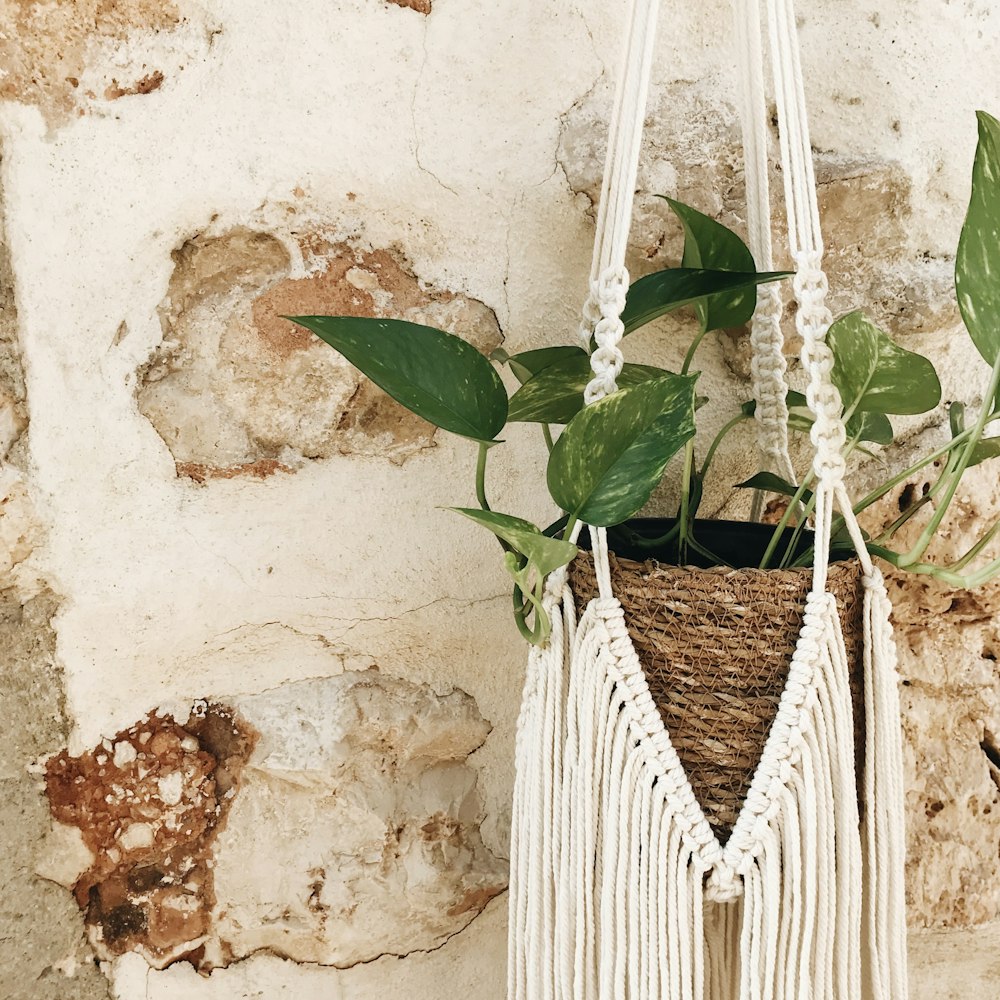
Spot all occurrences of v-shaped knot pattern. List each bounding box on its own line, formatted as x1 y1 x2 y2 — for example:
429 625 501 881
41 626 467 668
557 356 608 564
569 553 866 843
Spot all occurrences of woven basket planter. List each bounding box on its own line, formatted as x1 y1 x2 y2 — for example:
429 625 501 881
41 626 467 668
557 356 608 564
569 549 866 843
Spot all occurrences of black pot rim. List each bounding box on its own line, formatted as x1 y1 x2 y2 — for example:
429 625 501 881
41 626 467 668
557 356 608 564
579 517 856 570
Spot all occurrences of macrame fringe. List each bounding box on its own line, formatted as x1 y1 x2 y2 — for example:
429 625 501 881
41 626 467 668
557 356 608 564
508 567 908 1000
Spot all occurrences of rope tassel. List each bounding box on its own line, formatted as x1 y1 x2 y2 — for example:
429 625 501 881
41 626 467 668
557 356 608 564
508 575 906 999
510 0 908 993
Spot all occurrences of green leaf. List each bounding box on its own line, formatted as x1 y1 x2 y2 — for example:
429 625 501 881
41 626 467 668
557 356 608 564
944 401 1000 465
622 268 790 337
956 111 1000 366
509 355 671 424
827 310 941 416
847 410 894 446
288 315 508 442
949 401 967 437
505 346 585 385
966 435 1000 468
449 508 578 576
547 374 698 526
735 471 814 505
661 198 757 333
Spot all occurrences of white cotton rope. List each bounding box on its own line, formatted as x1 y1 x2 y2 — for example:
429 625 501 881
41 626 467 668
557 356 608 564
508 0 909 997
732 0 797 491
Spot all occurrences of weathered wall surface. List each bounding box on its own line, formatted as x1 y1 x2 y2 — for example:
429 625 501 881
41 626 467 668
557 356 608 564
0 0 998 996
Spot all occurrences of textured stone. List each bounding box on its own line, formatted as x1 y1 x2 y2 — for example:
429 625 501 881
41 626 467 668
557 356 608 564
112 896 508 999
139 229 502 473
3 0 999 995
860 465 1000 928
0 197 26 463
0 0 201 126
908 924 1000 999
209 672 505 968
45 704 257 969
44 672 504 973
558 86 947 364
1 593 112 1000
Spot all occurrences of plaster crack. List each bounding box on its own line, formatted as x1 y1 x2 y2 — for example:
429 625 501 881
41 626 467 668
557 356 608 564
206 591 509 648
322 590 509 643
410 21 458 196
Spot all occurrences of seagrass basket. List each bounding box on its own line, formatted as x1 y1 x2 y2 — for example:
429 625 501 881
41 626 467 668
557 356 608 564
569 551 866 842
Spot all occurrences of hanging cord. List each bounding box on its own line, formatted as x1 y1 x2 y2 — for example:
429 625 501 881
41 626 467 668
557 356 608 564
576 0 662 407
732 0 797 493
765 0 873 589
571 0 662 599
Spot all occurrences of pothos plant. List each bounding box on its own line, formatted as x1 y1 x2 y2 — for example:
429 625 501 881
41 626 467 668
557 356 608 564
287 111 1000 644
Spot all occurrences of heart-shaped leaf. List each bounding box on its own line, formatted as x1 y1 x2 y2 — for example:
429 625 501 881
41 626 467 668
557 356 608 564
509 355 672 424
662 197 758 333
621 267 790 337
847 411 893 446
827 310 941 416
504 346 585 385
547 374 698 526
288 315 508 442
449 508 578 576
956 111 1000 366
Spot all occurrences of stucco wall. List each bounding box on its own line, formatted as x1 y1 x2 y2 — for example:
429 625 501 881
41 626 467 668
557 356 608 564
0 0 999 996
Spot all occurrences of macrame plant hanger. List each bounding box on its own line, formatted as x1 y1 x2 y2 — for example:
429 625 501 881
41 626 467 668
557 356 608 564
507 0 908 997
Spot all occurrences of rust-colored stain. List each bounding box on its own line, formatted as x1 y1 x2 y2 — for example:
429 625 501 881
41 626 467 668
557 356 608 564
105 70 165 100
45 704 256 969
388 0 432 12
0 1 180 124
252 243 456 360
175 459 291 484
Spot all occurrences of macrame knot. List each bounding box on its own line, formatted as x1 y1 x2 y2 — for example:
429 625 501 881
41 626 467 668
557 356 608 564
576 292 604 352
705 864 744 903
583 266 630 404
594 265 629 315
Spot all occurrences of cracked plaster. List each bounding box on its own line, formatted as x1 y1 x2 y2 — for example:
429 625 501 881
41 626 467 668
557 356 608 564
0 0 999 996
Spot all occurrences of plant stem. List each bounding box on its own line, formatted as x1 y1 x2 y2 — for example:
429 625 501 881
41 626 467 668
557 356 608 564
759 471 815 569
950 519 1000 573
476 442 491 511
779 489 818 568
866 543 1000 589
700 413 750 480
681 327 710 375
564 515 579 542
677 439 696 564
621 521 682 550
541 425 555 453
898 353 1000 568
829 412 1000 541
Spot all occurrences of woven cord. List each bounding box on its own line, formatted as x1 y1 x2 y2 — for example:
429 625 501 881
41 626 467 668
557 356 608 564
573 0 662 597
577 0 661 408
766 0 873 587
732 0 797 489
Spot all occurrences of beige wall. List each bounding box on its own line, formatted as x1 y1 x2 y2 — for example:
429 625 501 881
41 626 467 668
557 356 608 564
0 0 999 996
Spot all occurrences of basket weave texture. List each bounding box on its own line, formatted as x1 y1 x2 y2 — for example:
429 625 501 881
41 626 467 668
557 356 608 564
569 552 865 842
